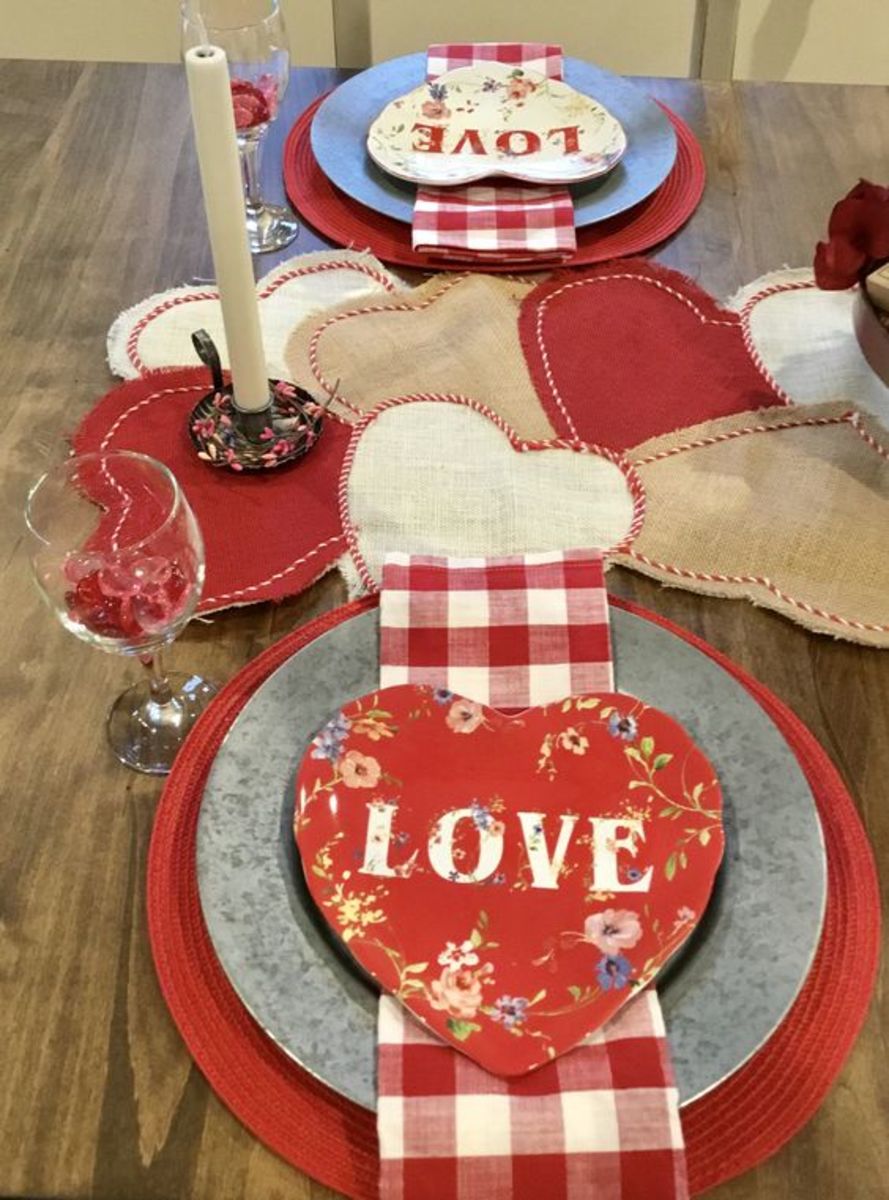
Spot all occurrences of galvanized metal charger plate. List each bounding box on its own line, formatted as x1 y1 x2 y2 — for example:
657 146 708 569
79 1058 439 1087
196 606 825 1111
310 54 677 228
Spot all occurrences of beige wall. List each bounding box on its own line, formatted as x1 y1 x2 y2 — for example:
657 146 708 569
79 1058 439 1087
733 0 889 83
1 0 888 83
351 0 702 76
0 0 336 66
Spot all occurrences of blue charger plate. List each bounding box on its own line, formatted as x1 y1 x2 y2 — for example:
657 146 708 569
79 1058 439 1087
311 53 678 228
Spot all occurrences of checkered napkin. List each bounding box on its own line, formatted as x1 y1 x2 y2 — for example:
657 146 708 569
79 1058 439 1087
380 550 613 711
378 991 686 1200
412 43 578 264
377 550 688 1199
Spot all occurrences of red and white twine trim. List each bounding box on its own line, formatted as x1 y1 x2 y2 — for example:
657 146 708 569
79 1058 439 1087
202 534 346 608
623 406 889 635
625 549 889 634
631 406 889 465
735 276 825 404
97 380 346 611
308 275 466 418
99 383 207 452
530 271 773 440
337 391 647 594
125 258 400 376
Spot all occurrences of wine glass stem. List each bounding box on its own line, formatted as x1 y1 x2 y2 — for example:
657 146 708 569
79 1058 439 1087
142 649 174 707
240 134 265 213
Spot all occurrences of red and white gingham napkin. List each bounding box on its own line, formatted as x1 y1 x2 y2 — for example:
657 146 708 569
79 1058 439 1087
412 43 577 264
380 550 613 711
426 42 564 79
377 549 688 1199
378 990 686 1200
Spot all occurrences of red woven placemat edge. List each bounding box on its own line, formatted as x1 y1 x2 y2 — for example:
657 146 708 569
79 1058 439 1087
147 597 380 1198
614 600 880 1193
283 98 705 272
146 594 880 1198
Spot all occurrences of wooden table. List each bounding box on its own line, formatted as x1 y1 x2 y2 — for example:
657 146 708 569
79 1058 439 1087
1 60 886 1199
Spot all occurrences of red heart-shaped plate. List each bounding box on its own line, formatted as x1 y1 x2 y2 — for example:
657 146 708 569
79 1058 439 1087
294 685 724 1075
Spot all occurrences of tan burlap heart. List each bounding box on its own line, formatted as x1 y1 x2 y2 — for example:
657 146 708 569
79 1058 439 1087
612 402 889 646
285 273 556 439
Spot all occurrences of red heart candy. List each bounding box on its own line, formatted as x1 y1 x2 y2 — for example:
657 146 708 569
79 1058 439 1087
230 79 271 130
295 684 724 1075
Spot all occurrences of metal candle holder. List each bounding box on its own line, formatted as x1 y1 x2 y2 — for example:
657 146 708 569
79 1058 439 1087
188 329 325 472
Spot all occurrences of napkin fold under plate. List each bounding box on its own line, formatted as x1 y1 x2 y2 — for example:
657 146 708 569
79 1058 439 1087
412 43 578 265
377 549 688 1200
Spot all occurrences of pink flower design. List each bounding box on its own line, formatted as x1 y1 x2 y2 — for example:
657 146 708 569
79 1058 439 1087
429 966 484 1019
421 99 451 121
584 909 643 954
191 417 216 440
339 749 381 789
506 76 537 101
446 698 484 734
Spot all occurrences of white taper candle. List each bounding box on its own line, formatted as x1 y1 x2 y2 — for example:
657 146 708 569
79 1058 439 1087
185 44 270 412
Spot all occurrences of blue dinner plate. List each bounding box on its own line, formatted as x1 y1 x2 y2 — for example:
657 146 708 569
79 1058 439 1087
311 53 678 228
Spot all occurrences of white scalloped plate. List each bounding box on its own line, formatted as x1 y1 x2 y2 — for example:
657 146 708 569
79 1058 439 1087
367 63 627 186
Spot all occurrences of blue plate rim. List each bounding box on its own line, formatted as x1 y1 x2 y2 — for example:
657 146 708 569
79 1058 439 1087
310 53 678 229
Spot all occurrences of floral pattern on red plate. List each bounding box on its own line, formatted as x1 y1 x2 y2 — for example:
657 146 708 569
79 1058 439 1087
295 683 724 1075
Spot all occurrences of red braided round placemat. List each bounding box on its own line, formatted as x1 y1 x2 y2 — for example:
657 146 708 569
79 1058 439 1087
283 99 705 272
147 595 879 1197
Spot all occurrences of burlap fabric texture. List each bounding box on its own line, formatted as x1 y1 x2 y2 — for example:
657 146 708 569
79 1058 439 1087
285 273 556 439
613 402 889 646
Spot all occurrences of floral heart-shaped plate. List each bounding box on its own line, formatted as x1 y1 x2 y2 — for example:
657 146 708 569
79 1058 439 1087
367 63 627 186
294 684 724 1075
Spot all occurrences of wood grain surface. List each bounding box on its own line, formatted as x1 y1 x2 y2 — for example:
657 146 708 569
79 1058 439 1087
0 61 886 1200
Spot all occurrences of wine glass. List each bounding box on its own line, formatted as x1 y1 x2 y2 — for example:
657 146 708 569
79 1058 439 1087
182 0 299 254
25 452 218 775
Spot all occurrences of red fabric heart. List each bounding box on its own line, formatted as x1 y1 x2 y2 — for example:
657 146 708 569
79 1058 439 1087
295 683 724 1075
72 369 349 613
518 259 787 450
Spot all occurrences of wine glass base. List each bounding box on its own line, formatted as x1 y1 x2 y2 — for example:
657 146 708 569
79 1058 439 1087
107 672 219 775
246 203 299 254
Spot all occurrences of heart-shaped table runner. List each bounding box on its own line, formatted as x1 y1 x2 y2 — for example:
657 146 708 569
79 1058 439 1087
517 261 787 449
82 259 888 641
73 368 350 612
295 683 724 1075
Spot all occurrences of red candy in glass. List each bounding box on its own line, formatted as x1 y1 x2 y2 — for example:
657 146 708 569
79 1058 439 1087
27 450 216 774
230 78 274 130
64 555 189 641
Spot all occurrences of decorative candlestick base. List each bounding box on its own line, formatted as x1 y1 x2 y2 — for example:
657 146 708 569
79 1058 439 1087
188 330 323 472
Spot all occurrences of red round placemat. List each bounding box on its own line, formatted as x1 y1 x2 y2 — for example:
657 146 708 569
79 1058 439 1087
283 98 705 272
147 595 879 1198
